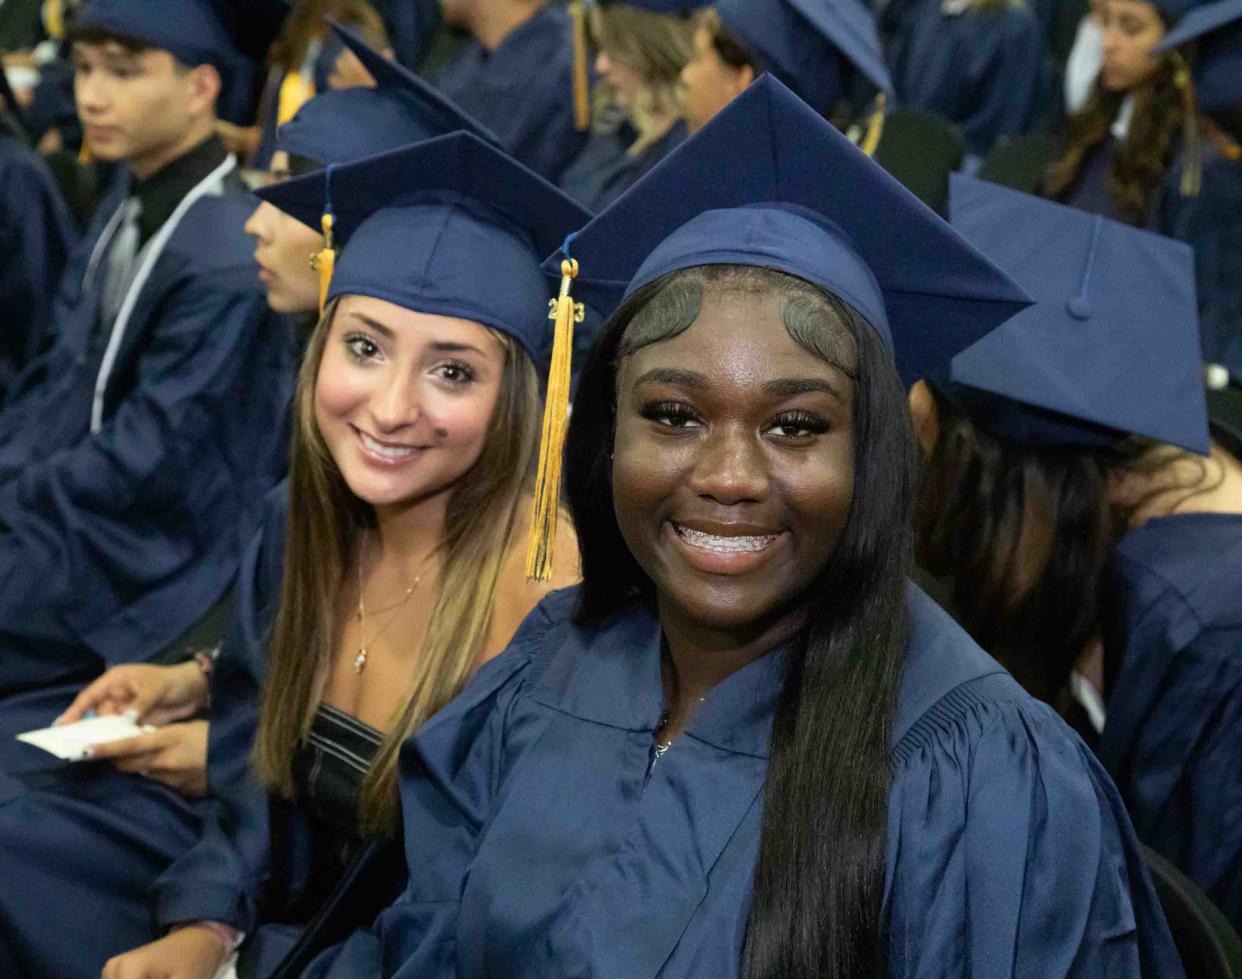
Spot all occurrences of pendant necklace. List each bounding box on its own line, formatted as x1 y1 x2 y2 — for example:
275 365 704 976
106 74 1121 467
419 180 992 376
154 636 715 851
354 531 424 673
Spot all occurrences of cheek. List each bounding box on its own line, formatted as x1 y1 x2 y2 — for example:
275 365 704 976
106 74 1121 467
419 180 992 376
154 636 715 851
420 386 498 450
313 351 368 429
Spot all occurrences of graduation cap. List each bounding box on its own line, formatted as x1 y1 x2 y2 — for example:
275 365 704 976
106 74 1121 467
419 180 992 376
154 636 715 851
1156 0 1242 112
553 75 1029 387
255 131 591 360
715 0 894 109
944 175 1210 455
74 0 241 71
276 21 500 167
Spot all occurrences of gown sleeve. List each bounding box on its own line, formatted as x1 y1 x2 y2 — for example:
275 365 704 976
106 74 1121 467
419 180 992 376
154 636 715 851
297 590 576 978
0 264 282 663
885 673 1184 978
151 488 287 932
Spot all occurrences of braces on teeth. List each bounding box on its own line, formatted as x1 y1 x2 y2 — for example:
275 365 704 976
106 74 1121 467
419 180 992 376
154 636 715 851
676 525 776 553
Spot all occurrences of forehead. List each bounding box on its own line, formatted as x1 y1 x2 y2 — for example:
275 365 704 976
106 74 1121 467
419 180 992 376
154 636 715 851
336 295 506 352
621 286 852 385
1104 0 1162 20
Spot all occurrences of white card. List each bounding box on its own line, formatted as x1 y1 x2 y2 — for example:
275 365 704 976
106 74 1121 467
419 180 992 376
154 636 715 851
17 715 149 761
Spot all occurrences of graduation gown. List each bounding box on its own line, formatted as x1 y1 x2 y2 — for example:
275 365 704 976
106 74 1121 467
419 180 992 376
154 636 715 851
0 486 292 977
0 130 78 398
303 585 1183 978
559 120 688 213
1100 512 1242 931
888 0 1048 158
1154 142 1242 380
431 5 589 183
0 159 296 695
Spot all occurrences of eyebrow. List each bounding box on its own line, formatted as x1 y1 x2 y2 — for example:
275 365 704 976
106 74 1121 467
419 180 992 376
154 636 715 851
346 313 486 355
763 376 847 402
632 368 708 389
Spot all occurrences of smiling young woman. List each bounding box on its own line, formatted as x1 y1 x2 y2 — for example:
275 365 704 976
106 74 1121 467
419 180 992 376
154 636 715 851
293 77 1185 979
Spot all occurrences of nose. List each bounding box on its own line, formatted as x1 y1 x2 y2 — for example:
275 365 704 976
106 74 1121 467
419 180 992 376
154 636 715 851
75 72 108 116
244 201 274 241
367 371 421 435
686 422 769 505
595 50 611 77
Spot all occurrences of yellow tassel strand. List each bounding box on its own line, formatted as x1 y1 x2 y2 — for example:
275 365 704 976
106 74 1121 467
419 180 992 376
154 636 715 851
1173 58 1202 198
859 93 887 158
570 0 591 132
314 211 335 315
525 259 583 581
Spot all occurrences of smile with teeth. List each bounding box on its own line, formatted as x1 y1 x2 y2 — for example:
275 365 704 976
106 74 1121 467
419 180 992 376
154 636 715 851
674 524 778 553
357 428 421 461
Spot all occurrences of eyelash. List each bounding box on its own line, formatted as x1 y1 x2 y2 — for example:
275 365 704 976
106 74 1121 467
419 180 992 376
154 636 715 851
639 401 829 439
342 334 477 385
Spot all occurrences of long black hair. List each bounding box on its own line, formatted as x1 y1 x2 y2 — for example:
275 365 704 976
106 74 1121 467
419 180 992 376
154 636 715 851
564 265 918 977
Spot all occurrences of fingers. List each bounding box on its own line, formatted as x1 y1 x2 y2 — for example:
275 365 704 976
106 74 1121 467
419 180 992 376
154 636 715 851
56 675 135 725
86 728 163 762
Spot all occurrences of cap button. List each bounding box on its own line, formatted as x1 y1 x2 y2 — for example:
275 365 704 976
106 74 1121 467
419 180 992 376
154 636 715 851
1066 296 1092 320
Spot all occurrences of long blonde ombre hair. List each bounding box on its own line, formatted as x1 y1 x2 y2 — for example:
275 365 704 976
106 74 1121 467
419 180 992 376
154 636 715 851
253 299 541 836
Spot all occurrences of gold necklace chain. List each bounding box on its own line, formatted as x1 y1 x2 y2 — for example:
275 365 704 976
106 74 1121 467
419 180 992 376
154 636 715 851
354 530 426 674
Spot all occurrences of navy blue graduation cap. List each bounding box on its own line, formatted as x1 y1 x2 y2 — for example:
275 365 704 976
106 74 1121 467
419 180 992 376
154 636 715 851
715 0 894 110
75 0 240 72
590 0 708 13
552 74 1030 388
255 131 592 361
944 175 1210 455
1157 0 1242 112
276 22 499 166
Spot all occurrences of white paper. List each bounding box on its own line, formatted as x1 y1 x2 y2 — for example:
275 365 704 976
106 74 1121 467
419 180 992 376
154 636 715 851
17 715 149 761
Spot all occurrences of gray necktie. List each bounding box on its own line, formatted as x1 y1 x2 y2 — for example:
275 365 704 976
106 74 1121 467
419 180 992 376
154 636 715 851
100 197 142 327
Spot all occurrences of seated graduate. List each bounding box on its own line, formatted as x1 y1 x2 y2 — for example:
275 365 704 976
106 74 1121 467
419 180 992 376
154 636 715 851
0 35 521 979
913 176 1242 932
0 0 297 699
680 0 893 136
1150 0 1242 383
1044 0 1203 224
883 0 1049 158
558 0 695 212
99 133 588 979
0 113 78 399
430 0 589 182
299 76 1184 979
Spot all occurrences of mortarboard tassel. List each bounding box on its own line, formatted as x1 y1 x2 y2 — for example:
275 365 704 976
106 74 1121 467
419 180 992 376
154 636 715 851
859 93 887 158
310 165 337 315
1172 55 1202 198
570 0 591 131
525 256 583 581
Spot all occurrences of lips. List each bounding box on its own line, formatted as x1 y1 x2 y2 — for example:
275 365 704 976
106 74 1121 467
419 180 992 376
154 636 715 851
664 519 785 575
353 426 424 465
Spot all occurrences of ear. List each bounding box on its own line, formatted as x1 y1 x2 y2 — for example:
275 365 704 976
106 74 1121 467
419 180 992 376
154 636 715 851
732 62 756 97
908 380 940 457
185 63 222 117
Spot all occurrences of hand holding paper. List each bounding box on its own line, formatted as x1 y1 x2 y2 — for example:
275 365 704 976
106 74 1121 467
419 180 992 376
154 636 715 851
17 715 150 761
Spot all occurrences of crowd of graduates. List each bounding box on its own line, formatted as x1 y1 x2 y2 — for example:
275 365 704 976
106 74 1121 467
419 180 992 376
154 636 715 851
0 0 1239 976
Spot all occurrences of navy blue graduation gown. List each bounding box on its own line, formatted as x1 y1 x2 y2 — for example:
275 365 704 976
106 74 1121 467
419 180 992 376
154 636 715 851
0 165 296 695
303 585 1182 977
1154 143 1242 380
431 5 589 183
0 131 77 398
888 0 1048 158
559 120 688 213
0 486 291 977
1100 512 1242 931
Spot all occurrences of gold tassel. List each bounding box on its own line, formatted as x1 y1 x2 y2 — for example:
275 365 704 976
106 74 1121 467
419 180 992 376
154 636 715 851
314 211 335 315
859 93 887 158
525 259 582 582
1173 57 1202 197
570 0 590 132
78 140 91 165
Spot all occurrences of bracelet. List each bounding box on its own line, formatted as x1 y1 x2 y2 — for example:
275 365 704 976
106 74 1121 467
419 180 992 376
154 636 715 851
192 645 222 712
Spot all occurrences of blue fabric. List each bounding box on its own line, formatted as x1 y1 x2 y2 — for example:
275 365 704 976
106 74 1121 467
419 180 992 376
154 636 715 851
887 0 1048 157
300 585 1182 977
1062 136 1128 221
1100 512 1242 932
256 132 592 364
1157 0 1242 112
946 175 1211 455
556 76 1032 387
1155 141 1242 381
559 120 687 212
0 132 78 399
431 4 588 182
0 172 295 695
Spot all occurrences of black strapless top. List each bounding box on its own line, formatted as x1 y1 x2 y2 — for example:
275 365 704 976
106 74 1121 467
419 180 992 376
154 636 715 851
286 703 383 920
